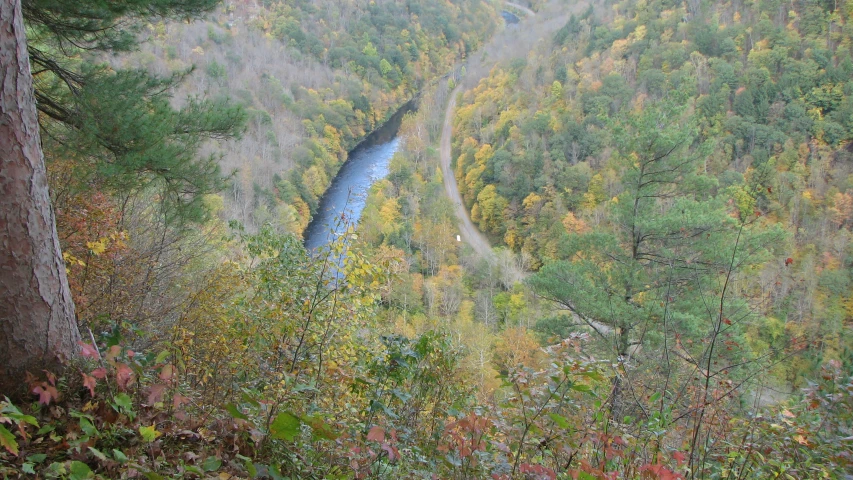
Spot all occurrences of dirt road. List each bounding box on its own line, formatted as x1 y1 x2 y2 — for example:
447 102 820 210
504 1 536 17
439 87 495 260
438 0 584 261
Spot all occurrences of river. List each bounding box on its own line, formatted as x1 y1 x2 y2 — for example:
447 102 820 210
303 6 521 252
501 10 520 24
303 100 416 251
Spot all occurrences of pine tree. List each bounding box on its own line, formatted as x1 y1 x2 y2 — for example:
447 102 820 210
1 0 80 397
528 98 761 417
27 0 246 222
1 0 243 392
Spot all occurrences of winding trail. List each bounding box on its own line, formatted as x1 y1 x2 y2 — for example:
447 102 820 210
437 0 582 261
439 87 494 260
504 1 536 17
440 83 612 335
437 0 612 334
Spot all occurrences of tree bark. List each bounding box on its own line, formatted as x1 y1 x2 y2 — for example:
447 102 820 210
0 0 80 396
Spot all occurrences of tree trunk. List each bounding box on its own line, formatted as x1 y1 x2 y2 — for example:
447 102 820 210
0 0 80 397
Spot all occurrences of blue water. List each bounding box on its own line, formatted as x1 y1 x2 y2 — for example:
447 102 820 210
501 10 520 24
303 137 402 251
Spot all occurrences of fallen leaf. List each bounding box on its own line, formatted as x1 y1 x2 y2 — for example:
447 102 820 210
82 373 97 397
78 342 100 359
139 424 161 443
32 384 58 405
173 393 190 410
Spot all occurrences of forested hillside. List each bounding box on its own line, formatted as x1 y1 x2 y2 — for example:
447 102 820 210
2 0 853 478
119 0 497 233
453 0 853 384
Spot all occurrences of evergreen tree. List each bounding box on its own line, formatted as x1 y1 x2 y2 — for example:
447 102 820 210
26 0 245 222
528 98 777 417
1 0 80 397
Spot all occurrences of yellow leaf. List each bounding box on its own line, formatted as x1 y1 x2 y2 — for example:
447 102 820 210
139 424 161 442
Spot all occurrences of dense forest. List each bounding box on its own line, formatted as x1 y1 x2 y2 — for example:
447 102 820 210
1 0 852 478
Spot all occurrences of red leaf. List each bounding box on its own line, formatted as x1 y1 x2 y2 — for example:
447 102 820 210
173 393 190 410
672 451 686 466
380 442 399 461
147 384 167 405
115 363 134 390
105 345 121 362
159 364 175 382
91 367 107 379
723 318 732 325
82 373 97 397
79 342 100 359
520 463 557 480
640 463 683 480
32 384 58 405
785 257 794 266
366 426 385 443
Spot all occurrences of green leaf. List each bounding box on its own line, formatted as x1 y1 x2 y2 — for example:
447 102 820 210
22 463 36 474
270 411 301 441
202 456 222 472
112 449 128 463
113 393 133 412
36 424 55 435
246 460 258 477
46 462 66 476
5 411 38 427
268 463 285 480
88 447 107 461
139 424 160 443
155 350 171 364
650 392 661 403
225 403 248 420
548 413 571 429
571 383 593 394
69 461 93 480
304 415 338 441
184 465 204 475
0 424 19 455
27 453 47 463
80 417 98 437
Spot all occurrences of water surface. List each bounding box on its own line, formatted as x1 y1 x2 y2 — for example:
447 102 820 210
303 102 414 251
501 10 520 24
